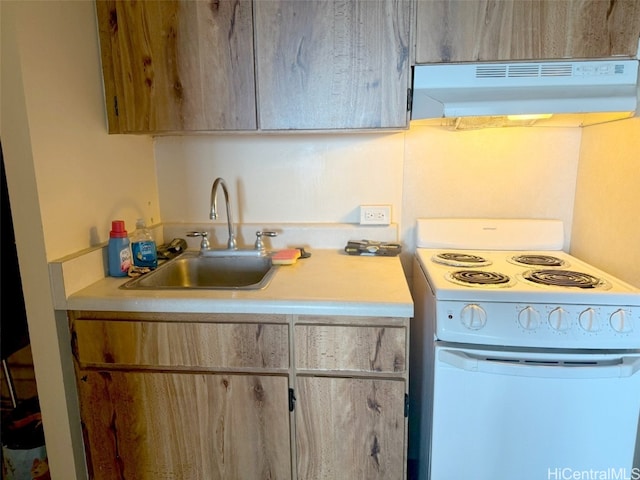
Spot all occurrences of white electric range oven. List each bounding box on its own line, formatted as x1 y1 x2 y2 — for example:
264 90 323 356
409 218 640 480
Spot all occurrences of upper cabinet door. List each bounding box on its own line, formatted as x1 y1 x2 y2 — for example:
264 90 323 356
96 0 256 133
255 0 412 130
415 0 640 63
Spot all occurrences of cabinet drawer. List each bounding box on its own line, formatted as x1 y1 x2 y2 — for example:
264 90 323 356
73 320 289 370
294 325 406 373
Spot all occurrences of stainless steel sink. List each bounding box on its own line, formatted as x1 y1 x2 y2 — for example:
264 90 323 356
120 251 277 290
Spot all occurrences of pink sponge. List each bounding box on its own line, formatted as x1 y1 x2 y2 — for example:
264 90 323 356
272 249 302 265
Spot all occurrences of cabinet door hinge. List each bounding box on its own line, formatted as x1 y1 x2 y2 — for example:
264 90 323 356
406 88 413 112
113 96 119 117
404 393 409 418
289 388 296 412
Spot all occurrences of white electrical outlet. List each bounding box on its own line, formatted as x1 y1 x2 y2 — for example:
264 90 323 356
360 205 391 225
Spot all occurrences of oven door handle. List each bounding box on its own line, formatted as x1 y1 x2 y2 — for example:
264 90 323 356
439 350 640 379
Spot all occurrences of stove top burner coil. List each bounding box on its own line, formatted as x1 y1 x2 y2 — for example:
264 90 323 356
449 270 512 287
509 254 566 267
523 269 604 289
433 253 491 267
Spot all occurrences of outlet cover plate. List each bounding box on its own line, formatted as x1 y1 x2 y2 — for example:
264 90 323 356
360 205 391 225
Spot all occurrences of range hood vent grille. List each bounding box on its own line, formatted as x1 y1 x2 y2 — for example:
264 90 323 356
476 63 578 79
411 59 639 121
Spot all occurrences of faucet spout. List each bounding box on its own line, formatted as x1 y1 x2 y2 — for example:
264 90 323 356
210 177 237 250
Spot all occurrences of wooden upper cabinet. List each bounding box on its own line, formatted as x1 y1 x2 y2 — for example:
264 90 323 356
96 0 256 133
254 0 412 130
415 0 640 63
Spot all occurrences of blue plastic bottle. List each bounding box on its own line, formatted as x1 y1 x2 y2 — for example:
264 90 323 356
108 220 131 277
131 218 158 269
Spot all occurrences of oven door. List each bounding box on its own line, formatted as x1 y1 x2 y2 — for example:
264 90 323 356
430 344 640 480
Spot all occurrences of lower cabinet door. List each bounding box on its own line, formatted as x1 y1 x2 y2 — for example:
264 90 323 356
77 371 291 480
295 376 406 480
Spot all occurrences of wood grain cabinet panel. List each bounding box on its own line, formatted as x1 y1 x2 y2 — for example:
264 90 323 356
415 0 640 63
70 312 410 479
295 376 406 480
96 0 256 133
96 0 412 133
254 0 412 130
295 325 406 373
77 371 291 480
73 320 289 370
293 315 409 480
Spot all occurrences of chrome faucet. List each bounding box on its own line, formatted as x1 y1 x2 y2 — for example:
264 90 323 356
210 177 237 250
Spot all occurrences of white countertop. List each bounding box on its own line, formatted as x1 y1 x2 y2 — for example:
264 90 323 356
65 249 414 317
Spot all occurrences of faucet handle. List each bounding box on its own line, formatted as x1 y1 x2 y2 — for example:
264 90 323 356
187 231 210 251
255 231 277 251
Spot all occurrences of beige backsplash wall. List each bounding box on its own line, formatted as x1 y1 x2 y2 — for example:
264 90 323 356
571 117 640 288
156 125 582 269
401 125 581 253
155 133 406 225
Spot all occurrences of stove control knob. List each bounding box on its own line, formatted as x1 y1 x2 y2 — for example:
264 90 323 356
548 307 571 331
460 304 487 330
578 308 600 332
610 309 632 333
518 306 540 330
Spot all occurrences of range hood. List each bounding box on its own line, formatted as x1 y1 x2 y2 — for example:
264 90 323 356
411 59 639 126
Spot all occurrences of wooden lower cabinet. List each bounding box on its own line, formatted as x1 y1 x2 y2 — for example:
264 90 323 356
293 317 409 480
77 371 291 480
295 376 406 480
71 312 409 479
